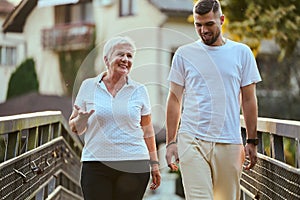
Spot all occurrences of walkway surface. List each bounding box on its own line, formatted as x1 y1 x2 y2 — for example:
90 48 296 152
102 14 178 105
143 172 184 200
143 144 185 200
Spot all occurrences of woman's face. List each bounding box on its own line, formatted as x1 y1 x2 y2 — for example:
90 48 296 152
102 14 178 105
106 43 134 75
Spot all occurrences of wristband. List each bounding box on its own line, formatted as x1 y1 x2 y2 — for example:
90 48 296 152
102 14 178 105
246 138 259 146
166 141 177 148
149 160 160 166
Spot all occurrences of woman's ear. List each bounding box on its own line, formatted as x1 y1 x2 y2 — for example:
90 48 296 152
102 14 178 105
104 56 109 67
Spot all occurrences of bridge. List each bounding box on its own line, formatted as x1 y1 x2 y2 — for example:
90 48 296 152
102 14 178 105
0 111 299 200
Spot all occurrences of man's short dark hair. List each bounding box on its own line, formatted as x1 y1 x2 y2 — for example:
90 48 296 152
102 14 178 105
194 0 221 15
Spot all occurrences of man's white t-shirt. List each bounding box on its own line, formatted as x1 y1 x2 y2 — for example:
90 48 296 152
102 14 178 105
168 39 262 144
74 72 151 161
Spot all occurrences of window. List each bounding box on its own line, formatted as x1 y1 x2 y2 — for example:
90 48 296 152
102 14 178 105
55 2 94 24
0 46 17 66
119 0 137 17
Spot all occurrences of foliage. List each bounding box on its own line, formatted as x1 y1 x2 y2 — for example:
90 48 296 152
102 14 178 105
6 58 39 99
221 0 300 61
220 0 300 121
59 48 96 96
59 50 91 96
59 31 96 96
262 134 296 167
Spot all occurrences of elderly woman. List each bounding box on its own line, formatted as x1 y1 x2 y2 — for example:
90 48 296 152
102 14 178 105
69 36 161 200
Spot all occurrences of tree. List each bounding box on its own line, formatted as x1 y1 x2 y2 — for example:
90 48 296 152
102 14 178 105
221 0 300 61
6 58 39 99
219 0 300 120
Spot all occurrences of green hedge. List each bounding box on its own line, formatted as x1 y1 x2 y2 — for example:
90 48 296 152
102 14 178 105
6 58 39 99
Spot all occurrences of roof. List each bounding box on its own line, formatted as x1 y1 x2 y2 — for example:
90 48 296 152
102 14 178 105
2 0 37 33
2 0 193 33
0 0 14 16
0 92 72 120
2 0 90 33
149 0 193 17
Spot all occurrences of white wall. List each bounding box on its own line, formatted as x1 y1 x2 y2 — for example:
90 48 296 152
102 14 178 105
1 0 197 129
23 7 66 96
0 18 26 103
91 0 198 128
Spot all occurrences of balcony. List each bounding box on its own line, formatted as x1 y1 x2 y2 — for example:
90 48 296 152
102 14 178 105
42 22 95 52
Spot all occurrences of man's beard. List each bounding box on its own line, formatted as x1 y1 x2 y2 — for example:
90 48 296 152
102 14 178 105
201 29 221 46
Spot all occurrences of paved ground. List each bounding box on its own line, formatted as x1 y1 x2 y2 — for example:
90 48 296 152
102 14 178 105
143 172 184 200
143 144 185 200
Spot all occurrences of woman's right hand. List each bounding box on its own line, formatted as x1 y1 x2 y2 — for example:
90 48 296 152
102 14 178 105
70 105 95 134
149 164 161 190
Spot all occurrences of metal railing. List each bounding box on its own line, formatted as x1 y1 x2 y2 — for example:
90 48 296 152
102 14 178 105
0 111 83 200
42 22 95 52
1 112 299 199
240 116 300 200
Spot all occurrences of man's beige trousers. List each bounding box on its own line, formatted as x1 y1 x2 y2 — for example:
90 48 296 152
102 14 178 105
178 133 245 200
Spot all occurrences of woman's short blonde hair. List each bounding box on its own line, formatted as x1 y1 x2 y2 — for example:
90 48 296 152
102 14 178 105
103 36 136 61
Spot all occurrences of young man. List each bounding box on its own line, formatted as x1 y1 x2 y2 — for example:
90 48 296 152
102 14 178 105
165 0 261 199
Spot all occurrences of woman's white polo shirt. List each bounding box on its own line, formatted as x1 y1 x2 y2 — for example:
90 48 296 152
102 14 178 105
74 72 151 161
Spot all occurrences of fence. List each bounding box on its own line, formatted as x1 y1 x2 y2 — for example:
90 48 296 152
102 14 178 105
240 116 300 200
0 112 299 199
0 111 83 200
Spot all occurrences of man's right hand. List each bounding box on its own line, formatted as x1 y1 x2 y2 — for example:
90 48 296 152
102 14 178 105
165 143 179 171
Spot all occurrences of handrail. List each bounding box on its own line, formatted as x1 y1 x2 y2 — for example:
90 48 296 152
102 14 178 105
0 111 82 162
0 111 83 200
1 112 299 200
0 137 82 200
240 116 300 167
0 111 62 133
241 116 300 140
240 116 300 200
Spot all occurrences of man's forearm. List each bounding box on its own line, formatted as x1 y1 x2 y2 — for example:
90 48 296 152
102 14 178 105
242 97 258 139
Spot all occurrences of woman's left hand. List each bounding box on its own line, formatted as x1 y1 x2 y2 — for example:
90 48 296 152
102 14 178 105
149 164 161 190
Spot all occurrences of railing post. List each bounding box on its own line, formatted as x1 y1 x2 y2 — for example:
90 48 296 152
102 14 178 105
52 123 60 138
270 134 285 162
39 125 50 145
6 131 20 160
296 138 300 168
0 135 6 162
257 131 263 154
28 127 38 151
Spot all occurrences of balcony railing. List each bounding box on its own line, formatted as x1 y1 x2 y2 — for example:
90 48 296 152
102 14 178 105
42 22 95 51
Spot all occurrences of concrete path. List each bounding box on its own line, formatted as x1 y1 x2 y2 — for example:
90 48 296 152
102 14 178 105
143 144 185 200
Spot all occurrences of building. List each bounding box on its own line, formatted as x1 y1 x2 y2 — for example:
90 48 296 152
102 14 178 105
0 0 25 102
1 0 197 128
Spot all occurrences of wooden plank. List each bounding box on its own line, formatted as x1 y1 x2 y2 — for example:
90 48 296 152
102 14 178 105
6 131 20 160
28 127 38 151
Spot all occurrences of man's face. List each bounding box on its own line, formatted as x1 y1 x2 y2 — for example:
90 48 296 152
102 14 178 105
193 10 224 46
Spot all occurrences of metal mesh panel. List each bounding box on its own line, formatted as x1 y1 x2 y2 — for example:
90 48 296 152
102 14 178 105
241 157 300 200
0 138 82 200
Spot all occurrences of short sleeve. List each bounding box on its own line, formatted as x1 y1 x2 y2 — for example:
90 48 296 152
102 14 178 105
168 50 185 86
140 85 151 116
241 46 262 87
